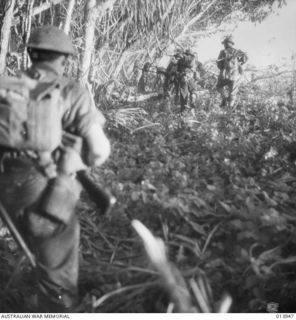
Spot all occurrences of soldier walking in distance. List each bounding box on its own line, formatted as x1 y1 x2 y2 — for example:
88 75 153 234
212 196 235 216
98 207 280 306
216 36 248 108
0 26 110 312
163 52 182 101
177 49 205 112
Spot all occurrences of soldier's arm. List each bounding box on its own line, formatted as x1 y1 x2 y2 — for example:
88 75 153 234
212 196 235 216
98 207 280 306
237 50 248 65
62 83 111 168
83 123 111 167
216 50 225 69
196 61 206 78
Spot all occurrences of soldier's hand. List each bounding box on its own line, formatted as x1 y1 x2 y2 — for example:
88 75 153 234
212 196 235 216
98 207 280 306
58 146 87 175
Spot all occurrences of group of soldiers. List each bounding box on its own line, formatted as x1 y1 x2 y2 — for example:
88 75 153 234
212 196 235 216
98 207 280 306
138 35 248 112
0 26 248 313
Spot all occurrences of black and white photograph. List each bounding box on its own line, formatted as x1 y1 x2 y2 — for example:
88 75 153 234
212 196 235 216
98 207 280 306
0 0 295 315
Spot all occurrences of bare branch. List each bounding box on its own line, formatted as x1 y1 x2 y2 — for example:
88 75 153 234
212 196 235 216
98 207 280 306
32 0 64 16
176 0 219 40
251 70 293 82
12 0 65 26
0 0 17 75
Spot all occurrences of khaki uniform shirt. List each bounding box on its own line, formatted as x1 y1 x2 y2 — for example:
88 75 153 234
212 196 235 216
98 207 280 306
26 64 105 139
217 48 248 82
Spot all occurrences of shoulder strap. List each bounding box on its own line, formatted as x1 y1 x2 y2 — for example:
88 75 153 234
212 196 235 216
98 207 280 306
29 76 70 101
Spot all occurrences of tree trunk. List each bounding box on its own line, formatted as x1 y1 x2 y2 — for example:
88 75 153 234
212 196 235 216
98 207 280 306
63 0 76 34
78 0 97 83
12 0 64 26
0 0 16 75
21 0 34 70
78 0 116 83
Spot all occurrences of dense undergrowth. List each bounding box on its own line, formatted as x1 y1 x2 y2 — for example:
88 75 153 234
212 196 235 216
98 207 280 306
1 83 296 313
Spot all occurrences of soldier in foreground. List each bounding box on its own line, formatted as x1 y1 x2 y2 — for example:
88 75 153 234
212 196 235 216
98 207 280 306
0 26 110 312
216 36 248 108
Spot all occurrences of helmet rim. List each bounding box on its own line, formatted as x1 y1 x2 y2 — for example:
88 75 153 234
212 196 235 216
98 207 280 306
27 26 74 55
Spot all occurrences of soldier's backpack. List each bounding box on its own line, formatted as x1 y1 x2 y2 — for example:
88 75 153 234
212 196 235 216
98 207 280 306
178 53 195 71
0 74 64 152
224 49 239 73
223 48 246 76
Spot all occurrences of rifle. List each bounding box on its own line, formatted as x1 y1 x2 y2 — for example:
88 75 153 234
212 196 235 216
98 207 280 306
61 131 116 216
0 172 115 270
76 170 116 216
0 201 36 268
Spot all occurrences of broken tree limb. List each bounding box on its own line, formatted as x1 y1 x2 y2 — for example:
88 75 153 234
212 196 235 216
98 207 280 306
79 0 116 82
32 0 64 16
126 92 160 103
0 0 17 75
12 0 65 26
251 70 292 82
176 0 219 41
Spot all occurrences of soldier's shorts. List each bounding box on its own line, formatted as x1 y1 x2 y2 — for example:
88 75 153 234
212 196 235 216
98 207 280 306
216 76 233 89
0 153 79 312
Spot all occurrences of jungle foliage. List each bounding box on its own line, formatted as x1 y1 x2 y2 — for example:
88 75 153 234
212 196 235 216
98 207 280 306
0 0 295 314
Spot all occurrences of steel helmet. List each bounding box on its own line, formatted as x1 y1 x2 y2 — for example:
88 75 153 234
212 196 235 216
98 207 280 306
143 62 152 71
185 49 195 57
27 26 75 55
222 36 235 45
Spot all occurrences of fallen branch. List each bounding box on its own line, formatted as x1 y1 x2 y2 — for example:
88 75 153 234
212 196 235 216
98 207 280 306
132 123 161 133
176 0 219 41
93 281 157 309
126 92 160 103
251 70 293 82
132 219 233 313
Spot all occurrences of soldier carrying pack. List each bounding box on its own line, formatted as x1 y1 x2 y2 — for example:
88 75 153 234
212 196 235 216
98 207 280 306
216 36 248 108
0 26 111 312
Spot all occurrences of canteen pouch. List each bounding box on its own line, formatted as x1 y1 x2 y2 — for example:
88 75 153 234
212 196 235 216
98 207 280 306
25 207 61 238
25 175 81 238
38 175 82 225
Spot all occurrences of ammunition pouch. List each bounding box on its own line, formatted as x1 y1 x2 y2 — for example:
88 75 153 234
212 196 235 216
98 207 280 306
25 175 82 238
39 174 82 224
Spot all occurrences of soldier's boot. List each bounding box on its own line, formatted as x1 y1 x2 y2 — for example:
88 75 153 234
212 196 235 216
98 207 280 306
229 93 238 110
190 92 197 108
180 95 190 113
229 81 238 109
174 93 180 105
217 87 227 108
229 99 236 109
163 96 172 113
220 97 227 108
31 214 80 313
179 86 190 112
37 286 78 312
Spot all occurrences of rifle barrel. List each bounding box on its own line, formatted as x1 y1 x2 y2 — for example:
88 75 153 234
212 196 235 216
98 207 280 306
77 170 116 216
0 201 36 268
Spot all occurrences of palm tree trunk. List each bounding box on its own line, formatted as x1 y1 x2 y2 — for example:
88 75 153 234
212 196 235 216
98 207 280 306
78 0 97 83
21 0 34 70
79 0 116 83
63 0 76 34
0 0 16 75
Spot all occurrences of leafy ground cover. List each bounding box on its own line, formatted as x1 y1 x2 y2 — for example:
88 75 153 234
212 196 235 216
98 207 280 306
78 83 296 312
1 83 296 313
